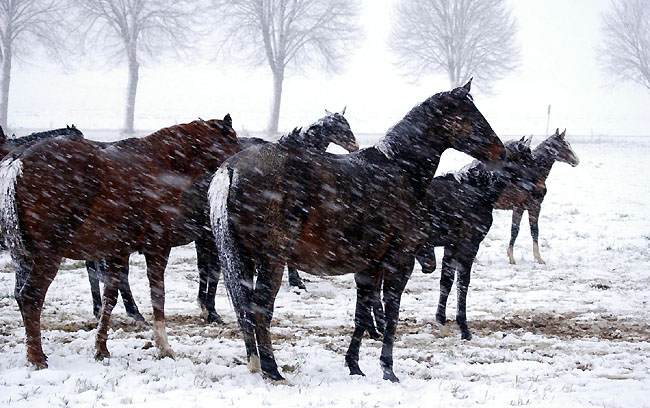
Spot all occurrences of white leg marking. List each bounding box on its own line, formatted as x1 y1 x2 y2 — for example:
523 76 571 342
533 243 546 264
153 321 176 360
248 354 261 373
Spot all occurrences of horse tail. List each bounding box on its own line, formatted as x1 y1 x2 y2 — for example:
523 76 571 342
208 166 250 330
0 158 31 297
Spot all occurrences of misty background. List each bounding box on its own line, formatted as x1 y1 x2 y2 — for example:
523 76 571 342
6 0 650 139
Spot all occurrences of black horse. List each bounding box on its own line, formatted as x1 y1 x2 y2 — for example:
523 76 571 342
414 138 535 340
87 111 359 323
495 129 579 264
211 80 505 382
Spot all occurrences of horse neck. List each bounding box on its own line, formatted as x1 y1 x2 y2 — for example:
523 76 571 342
142 130 197 177
279 127 329 152
533 141 558 181
377 108 447 197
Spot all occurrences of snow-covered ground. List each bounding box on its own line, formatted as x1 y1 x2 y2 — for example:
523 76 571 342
0 135 649 407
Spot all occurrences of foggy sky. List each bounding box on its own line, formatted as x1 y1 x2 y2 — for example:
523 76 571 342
10 0 650 137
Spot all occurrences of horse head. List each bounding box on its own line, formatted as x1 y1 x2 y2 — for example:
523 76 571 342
496 137 536 189
319 108 358 152
546 129 579 167
282 110 358 153
440 79 505 169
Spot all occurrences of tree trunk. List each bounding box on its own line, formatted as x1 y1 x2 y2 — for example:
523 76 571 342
267 69 284 134
124 55 139 134
1 41 12 131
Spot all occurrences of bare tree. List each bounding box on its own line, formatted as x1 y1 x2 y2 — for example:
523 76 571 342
599 0 650 90
389 0 520 93
213 0 361 133
0 0 67 130
71 0 201 134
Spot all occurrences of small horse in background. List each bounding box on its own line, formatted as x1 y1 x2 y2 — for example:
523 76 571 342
211 80 505 382
415 138 535 340
0 116 239 369
86 110 359 324
495 129 579 264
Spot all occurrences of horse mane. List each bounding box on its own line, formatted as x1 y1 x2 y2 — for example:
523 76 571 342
376 90 460 160
9 126 84 147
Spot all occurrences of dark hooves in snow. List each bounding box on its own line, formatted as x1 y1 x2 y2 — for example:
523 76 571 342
207 311 224 324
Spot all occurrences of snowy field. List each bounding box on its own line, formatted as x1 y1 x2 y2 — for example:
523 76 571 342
0 134 649 407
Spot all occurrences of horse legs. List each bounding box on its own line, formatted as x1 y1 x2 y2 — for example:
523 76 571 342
287 265 306 290
379 260 413 383
251 258 284 381
455 257 475 340
15 254 61 368
528 203 546 264
345 271 382 377
508 208 524 264
94 256 126 361
117 261 145 322
143 248 175 360
416 240 437 274
86 261 103 318
196 234 223 324
436 248 456 325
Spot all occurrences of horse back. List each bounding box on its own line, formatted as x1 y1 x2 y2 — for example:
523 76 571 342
226 145 421 275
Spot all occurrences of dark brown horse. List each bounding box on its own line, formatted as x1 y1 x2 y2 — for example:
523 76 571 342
415 138 535 340
86 110 359 323
210 81 505 382
0 116 239 369
495 129 579 264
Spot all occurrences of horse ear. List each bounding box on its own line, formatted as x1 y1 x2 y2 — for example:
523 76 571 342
519 136 525 142
325 109 333 116
340 106 347 116
525 135 533 147
223 113 232 127
462 78 473 93
560 129 566 138
0 125 5 141
554 128 560 136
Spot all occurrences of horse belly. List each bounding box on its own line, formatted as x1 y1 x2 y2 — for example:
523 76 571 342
289 207 395 276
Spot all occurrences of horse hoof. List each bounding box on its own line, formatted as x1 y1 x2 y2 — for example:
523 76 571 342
346 361 365 377
127 311 147 323
94 349 110 361
28 354 48 370
461 331 473 341
289 279 306 290
157 348 176 360
348 367 366 377
263 369 285 382
207 311 224 325
382 370 400 383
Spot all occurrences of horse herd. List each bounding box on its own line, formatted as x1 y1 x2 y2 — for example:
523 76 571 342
0 80 579 382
